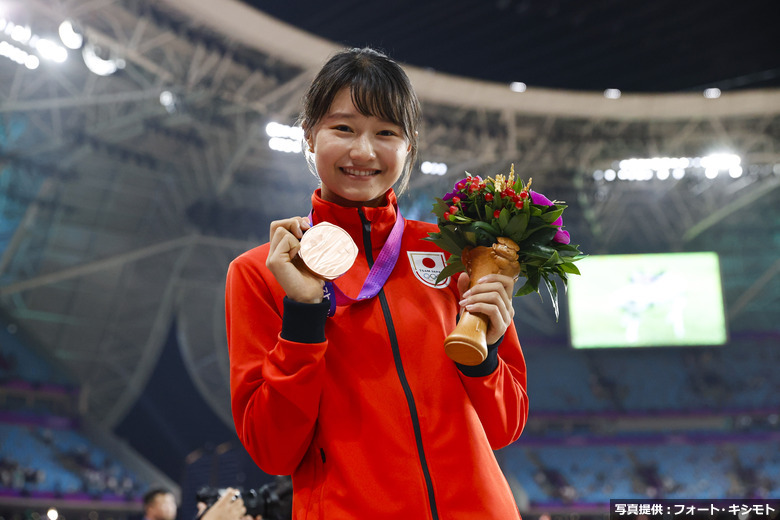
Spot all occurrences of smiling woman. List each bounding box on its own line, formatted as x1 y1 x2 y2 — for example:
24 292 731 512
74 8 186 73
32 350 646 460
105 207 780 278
225 47 529 519
305 87 412 207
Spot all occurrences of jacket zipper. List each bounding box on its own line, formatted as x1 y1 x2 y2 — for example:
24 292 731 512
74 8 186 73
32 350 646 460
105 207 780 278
359 210 440 520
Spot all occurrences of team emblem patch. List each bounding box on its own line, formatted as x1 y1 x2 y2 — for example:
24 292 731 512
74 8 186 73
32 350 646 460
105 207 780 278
407 251 450 289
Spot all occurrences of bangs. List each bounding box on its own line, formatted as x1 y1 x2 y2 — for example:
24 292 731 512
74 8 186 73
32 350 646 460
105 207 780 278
302 48 420 142
348 73 410 134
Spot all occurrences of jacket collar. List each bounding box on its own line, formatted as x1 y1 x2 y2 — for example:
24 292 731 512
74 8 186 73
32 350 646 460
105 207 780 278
310 189 399 252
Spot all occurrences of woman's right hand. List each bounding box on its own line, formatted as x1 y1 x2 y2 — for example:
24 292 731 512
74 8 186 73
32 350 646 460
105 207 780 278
266 216 325 303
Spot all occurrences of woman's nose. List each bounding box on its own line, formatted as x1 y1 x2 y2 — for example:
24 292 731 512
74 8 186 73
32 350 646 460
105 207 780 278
350 134 376 160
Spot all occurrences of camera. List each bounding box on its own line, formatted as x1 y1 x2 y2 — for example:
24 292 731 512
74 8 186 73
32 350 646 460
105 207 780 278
195 477 292 520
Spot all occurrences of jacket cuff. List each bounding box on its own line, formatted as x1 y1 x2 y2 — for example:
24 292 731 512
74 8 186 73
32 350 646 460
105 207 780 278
280 296 330 343
455 335 503 377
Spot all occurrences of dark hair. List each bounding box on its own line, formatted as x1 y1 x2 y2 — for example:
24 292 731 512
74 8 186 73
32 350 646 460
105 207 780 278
143 487 173 508
300 47 421 195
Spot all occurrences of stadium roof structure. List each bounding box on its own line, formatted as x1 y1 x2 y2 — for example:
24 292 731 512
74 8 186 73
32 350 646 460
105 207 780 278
0 0 778 431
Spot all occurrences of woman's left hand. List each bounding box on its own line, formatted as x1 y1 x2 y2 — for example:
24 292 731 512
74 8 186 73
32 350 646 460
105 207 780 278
457 273 516 346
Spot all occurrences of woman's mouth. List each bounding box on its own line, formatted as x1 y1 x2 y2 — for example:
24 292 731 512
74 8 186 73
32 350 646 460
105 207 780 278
341 167 380 177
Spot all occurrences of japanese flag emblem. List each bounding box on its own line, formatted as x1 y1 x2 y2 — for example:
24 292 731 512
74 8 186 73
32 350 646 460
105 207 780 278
407 251 450 289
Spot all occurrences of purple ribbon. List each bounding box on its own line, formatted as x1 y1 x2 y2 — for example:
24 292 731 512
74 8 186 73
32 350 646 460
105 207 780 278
308 209 405 316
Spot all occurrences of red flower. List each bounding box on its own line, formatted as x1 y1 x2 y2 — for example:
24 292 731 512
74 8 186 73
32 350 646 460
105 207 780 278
452 196 461 204
493 209 501 218
485 193 494 201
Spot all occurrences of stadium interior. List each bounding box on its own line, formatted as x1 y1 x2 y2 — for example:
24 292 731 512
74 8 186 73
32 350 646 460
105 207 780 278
1 0 778 518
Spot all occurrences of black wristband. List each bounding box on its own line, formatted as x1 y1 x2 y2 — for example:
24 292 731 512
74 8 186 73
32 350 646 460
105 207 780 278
455 335 503 377
280 296 330 343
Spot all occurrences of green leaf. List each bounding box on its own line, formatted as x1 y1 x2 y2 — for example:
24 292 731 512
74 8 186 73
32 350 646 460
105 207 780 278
447 214 473 225
521 227 558 246
439 225 468 249
541 274 560 321
515 266 540 296
554 243 582 257
542 250 561 268
435 259 464 283
498 208 510 230
520 243 558 259
431 237 462 255
503 213 529 240
432 198 450 220
559 262 581 275
474 228 496 247
556 271 569 292
520 221 551 240
540 207 564 223
471 220 501 237
514 280 537 297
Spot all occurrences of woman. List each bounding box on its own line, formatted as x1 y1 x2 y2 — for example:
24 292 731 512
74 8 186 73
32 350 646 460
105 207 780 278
226 47 528 519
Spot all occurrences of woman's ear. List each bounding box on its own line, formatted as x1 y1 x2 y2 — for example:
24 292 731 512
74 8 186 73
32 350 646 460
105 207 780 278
303 125 314 153
407 130 418 153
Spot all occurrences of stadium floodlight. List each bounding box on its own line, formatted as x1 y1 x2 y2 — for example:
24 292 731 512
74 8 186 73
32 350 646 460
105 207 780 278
509 82 527 93
159 90 177 114
700 152 740 171
266 122 303 153
0 40 39 69
597 153 742 183
31 36 67 63
265 122 304 140
58 20 84 50
82 41 124 76
1 16 68 64
703 88 721 99
268 136 301 153
421 161 448 175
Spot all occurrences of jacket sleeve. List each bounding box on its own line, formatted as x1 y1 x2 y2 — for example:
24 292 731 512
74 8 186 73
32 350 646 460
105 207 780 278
456 321 529 450
225 252 329 475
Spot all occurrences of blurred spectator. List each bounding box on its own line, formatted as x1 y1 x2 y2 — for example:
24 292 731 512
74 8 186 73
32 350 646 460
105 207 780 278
143 488 177 520
196 487 263 520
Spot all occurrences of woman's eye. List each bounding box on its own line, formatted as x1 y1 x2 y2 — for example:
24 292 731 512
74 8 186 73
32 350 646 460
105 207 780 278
378 130 399 136
333 125 352 132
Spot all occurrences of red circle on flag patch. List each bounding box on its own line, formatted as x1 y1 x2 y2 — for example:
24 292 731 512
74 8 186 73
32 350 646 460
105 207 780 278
422 257 436 268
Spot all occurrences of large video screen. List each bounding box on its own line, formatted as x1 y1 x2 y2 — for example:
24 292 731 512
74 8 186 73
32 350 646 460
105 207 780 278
567 252 728 349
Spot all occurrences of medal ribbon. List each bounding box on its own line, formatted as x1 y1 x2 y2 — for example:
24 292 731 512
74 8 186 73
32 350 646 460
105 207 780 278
309 208 405 316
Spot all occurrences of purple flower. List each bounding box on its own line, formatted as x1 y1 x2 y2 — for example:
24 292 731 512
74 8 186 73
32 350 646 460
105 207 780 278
442 188 459 201
531 191 571 244
442 177 472 201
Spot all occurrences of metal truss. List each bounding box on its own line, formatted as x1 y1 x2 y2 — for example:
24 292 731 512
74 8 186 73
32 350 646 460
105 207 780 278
0 0 778 429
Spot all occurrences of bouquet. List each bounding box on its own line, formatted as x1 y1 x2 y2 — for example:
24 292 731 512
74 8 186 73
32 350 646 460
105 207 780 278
426 165 584 364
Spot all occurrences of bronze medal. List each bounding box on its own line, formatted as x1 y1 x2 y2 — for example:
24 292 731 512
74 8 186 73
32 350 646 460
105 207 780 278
297 222 358 280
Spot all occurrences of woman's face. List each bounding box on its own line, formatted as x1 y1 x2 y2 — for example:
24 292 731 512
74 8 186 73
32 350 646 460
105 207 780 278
307 87 411 207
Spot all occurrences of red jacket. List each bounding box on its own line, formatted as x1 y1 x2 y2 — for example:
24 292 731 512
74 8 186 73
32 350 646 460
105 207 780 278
226 189 528 519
